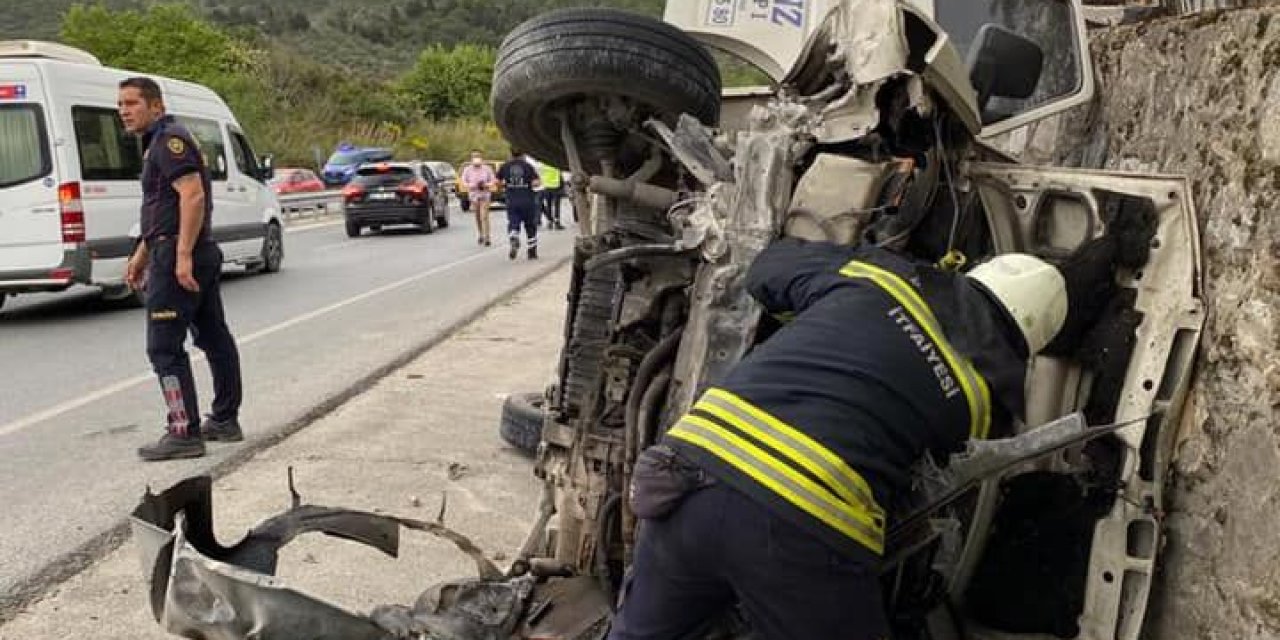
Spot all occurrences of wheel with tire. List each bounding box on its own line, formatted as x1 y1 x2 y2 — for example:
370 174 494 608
345 219 361 238
491 8 721 174
418 207 435 234
500 392 546 454
260 222 284 273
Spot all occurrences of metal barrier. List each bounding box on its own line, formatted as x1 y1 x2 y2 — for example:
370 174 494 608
277 190 343 220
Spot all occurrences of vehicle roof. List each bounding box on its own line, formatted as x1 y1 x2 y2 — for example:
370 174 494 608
0 52 234 122
335 147 393 155
354 162 418 174
357 161 415 168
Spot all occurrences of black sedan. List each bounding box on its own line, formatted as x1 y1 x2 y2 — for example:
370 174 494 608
341 162 450 237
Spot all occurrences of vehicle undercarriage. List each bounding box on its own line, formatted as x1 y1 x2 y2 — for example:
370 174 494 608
133 1 1204 639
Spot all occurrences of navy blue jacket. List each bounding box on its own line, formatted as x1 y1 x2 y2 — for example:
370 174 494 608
140 115 212 245
666 238 1028 558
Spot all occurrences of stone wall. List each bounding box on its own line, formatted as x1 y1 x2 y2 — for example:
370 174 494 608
1006 10 1280 639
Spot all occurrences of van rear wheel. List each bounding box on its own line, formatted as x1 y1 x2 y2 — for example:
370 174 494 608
345 219 361 238
260 222 284 273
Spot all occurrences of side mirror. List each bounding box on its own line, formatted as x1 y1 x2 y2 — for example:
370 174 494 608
967 24 1044 123
259 154 275 181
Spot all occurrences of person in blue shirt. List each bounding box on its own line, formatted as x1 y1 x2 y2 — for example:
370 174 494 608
118 77 244 461
497 149 542 260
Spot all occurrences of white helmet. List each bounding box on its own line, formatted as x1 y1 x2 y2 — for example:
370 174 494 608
967 253 1068 355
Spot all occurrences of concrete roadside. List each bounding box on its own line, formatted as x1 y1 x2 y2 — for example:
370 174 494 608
0 264 572 640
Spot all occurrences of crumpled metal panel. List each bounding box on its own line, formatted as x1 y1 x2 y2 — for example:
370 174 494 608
131 476 396 639
131 476 517 640
160 525 392 640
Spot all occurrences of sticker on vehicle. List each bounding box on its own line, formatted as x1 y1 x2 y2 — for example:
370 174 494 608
705 0 735 26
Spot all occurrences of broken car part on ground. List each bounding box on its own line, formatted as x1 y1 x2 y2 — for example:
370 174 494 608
135 0 1204 638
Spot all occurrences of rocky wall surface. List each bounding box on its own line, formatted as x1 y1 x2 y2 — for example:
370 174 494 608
1007 10 1280 639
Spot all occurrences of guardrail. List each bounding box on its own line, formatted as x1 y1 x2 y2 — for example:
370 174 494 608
277 190 343 221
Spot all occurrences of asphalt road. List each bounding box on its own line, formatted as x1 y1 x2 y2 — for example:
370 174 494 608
0 205 575 613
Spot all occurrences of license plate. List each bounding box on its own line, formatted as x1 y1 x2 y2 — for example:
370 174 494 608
371 192 395 200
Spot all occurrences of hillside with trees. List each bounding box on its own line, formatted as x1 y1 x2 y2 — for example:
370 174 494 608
2 0 665 74
2 1 766 169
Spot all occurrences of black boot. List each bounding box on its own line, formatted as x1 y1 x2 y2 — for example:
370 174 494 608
528 246 539 260
138 432 206 461
203 415 244 442
509 237 519 260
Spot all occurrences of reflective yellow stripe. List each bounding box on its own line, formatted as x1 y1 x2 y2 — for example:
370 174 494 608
838 261 992 439
698 389 882 517
670 415 885 554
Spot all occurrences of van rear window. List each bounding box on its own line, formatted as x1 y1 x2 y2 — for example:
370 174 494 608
73 106 143 181
353 166 415 187
0 104 51 188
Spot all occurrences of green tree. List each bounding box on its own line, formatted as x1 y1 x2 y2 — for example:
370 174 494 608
60 3 259 88
397 44 496 121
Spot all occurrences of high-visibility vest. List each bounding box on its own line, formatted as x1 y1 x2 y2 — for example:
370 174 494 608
538 164 562 189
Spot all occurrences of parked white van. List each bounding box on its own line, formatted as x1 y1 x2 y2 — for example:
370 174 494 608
0 40 284 311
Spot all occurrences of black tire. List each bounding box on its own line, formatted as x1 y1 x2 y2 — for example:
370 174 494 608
345 219 361 238
260 222 284 273
500 392 546 454
419 207 435 234
562 264 621 416
492 8 721 174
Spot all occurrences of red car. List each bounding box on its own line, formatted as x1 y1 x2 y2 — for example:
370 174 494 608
270 168 326 194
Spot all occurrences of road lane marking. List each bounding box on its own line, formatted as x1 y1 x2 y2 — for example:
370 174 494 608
0 250 493 438
286 218 343 234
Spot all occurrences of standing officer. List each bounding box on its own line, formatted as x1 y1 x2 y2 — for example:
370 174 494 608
537 161 565 230
118 77 244 461
611 233 1126 639
497 148 542 260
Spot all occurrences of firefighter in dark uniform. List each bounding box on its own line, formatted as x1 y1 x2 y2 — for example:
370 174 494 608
118 77 244 461
609 235 1122 640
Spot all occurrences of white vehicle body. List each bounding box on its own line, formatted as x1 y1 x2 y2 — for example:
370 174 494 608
0 41 282 306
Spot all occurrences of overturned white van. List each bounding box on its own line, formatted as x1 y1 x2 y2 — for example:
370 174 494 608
0 40 284 311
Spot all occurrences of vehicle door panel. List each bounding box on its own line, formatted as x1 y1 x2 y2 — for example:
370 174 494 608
224 126 272 258
71 105 144 283
0 74 61 273
960 162 1204 639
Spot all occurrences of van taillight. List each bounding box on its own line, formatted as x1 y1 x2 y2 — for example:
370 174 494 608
58 182 86 244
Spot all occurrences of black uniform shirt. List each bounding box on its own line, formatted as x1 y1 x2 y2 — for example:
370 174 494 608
497 158 538 209
140 115 213 244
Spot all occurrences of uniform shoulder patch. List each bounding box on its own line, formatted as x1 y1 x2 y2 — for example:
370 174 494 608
167 137 186 155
